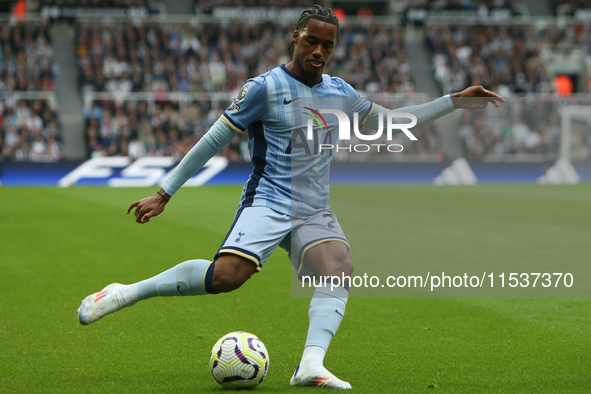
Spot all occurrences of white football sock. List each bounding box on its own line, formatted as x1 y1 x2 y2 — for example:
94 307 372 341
137 259 214 299
299 283 348 370
118 283 140 304
300 346 326 370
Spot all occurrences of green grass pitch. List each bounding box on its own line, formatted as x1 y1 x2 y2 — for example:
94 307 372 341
1 185 590 393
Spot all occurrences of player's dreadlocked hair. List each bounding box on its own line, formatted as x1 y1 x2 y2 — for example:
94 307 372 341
288 5 339 50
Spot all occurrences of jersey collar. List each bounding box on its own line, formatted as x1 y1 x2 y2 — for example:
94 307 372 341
280 64 324 88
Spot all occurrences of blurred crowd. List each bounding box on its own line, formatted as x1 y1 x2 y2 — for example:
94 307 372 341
84 99 248 161
76 20 419 159
0 97 62 162
538 23 591 56
550 0 591 15
457 100 561 156
459 98 591 159
76 21 285 94
427 24 549 95
331 25 414 94
429 22 591 158
427 22 591 97
397 0 520 12
1 22 61 162
37 0 150 7
0 22 56 92
83 98 440 161
196 0 323 13
75 21 414 95
6 6 590 163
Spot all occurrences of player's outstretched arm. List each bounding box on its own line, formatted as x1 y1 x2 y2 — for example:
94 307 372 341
363 86 505 131
450 85 505 110
126 117 238 224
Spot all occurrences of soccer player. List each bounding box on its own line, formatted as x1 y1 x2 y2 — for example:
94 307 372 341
77 5 504 389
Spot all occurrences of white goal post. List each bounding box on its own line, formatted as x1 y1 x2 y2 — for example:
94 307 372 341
539 105 591 184
559 105 591 162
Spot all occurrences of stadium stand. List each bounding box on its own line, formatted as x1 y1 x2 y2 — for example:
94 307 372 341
550 0 591 16
427 19 591 159
3 3 588 165
331 25 414 94
75 20 414 94
195 0 324 15
0 21 55 92
83 98 247 160
38 0 151 7
426 24 549 95
35 0 165 20
75 19 423 159
458 96 591 160
75 21 290 94
1 95 62 161
1 21 62 162
398 0 520 11
396 0 528 26
457 98 561 157
82 94 443 161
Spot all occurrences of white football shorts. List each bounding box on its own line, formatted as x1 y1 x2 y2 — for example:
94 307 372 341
214 205 349 276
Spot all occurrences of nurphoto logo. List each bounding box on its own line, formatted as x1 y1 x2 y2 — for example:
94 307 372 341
302 108 418 154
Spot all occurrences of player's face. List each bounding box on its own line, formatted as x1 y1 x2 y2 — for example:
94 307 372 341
292 18 337 83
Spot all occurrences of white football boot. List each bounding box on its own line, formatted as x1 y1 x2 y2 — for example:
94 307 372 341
77 283 135 325
290 364 352 389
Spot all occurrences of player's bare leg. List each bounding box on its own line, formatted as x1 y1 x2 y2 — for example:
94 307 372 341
77 254 255 325
290 241 353 389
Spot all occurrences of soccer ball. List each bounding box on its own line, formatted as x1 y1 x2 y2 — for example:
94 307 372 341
209 331 270 389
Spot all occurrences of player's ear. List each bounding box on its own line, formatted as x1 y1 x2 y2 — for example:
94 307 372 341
288 30 299 51
292 30 299 44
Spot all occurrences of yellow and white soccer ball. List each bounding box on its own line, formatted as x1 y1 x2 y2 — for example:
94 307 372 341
209 331 270 389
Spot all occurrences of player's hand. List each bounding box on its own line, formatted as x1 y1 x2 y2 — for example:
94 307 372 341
450 86 505 110
126 189 170 224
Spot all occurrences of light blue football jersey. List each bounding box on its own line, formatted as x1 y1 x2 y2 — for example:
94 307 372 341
221 65 373 217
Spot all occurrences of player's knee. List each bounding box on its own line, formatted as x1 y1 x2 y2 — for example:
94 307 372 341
305 241 354 277
210 254 257 294
331 254 354 277
316 257 353 278
318 248 354 277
